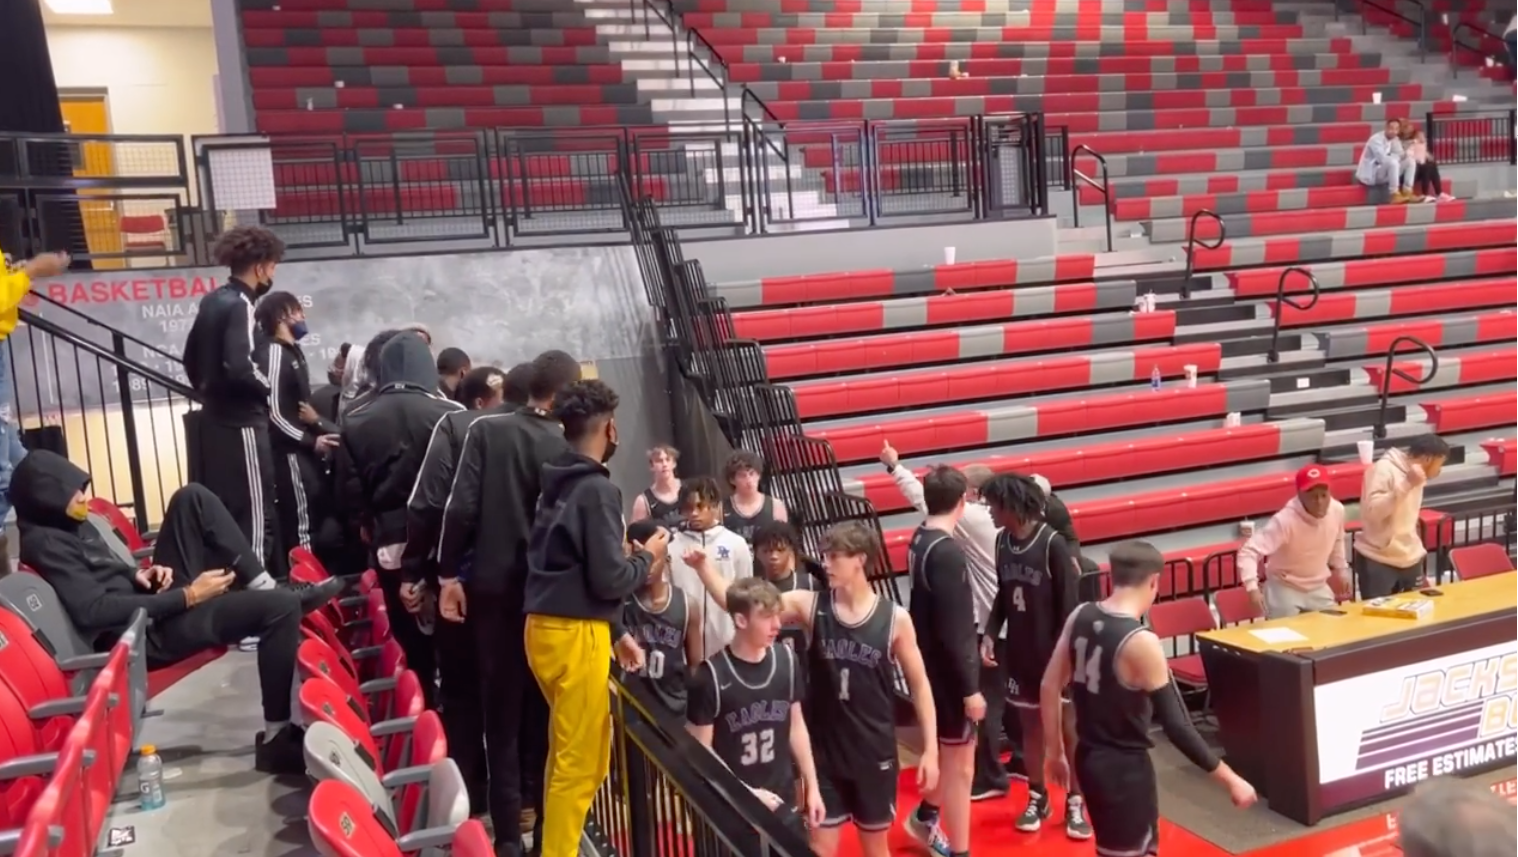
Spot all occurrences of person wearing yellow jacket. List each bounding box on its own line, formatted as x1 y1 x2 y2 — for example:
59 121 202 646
0 246 70 567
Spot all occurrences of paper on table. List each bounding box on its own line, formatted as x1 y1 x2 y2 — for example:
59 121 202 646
1249 627 1309 644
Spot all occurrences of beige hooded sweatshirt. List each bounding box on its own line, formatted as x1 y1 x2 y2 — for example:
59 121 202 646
1353 447 1427 568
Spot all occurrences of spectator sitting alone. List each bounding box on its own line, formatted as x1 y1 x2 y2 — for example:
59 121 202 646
9 450 343 774
1402 124 1454 202
1356 118 1416 204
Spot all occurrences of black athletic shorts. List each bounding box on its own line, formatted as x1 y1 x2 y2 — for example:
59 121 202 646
1005 655 1069 710
929 660 976 746
817 758 899 831
1076 744 1159 857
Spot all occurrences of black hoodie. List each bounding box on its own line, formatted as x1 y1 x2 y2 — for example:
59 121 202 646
10 451 188 644
523 451 651 625
336 332 462 549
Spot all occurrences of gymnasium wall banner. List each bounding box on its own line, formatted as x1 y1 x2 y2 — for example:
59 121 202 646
1314 640 1518 806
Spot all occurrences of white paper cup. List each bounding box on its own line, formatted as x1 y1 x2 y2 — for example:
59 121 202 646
1224 412 1242 428
1357 439 1375 465
1183 364 1198 388
944 246 957 265
1239 520 1255 538
1372 91 1382 104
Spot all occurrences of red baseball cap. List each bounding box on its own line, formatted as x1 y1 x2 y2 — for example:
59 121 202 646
1295 465 1331 493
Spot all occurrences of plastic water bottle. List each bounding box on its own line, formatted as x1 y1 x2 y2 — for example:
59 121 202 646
1150 365 1163 391
137 744 165 811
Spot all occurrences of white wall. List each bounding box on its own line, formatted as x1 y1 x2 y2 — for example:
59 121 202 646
46 26 220 142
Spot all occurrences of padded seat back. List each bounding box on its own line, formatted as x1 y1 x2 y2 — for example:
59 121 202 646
303 721 398 834
307 779 404 857
299 677 383 772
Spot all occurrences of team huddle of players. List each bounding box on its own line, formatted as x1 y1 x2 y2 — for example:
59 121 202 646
621 469 1258 857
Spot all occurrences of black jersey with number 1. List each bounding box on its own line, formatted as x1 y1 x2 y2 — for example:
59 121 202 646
1067 602 1153 752
688 645 799 797
808 591 897 769
622 588 690 717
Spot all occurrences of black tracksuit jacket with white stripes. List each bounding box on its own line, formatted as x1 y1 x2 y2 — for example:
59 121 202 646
183 278 268 426
258 336 338 453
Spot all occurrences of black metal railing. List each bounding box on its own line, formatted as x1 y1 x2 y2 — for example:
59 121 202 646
1181 210 1226 297
1341 0 1429 58
1447 21 1506 77
1425 109 1518 166
6 307 199 533
1069 144 1113 253
591 677 811 857
619 174 901 600
1373 336 1437 439
1268 267 1319 364
1 122 1061 260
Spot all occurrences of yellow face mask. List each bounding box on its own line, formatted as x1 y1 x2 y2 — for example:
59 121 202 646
66 499 89 522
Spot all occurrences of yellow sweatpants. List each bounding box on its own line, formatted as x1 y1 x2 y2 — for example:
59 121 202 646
524 614 613 857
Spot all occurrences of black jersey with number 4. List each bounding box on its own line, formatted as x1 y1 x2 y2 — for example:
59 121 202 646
623 589 690 717
808 591 897 768
1067 602 1153 752
690 646 798 797
992 523 1078 673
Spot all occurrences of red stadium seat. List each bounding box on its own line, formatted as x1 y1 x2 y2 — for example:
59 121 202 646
1212 587 1263 626
1481 439 1517 477
1421 390 1518 434
1145 597 1215 687
308 778 407 857
1228 248 1517 297
1448 544 1515 581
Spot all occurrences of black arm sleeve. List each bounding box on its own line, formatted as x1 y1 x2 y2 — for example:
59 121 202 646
1152 681 1220 773
437 424 485 580
926 540 979 700
1048 534 1080 623
221 300 269 399
263 343 312 447
584 482 652 601
687 661 719 727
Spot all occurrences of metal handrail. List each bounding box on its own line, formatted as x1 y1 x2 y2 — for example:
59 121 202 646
25 291 185 369
1069 144 1113 253
1267 267 1320 364
1448 21 1504 77
1181 210 1226 298
1373 336 1438 438
1351 0 1430 59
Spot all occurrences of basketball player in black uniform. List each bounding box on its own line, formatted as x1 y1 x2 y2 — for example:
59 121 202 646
1041 541 1257 856
686 575 825 832
979 474 1090 839
903 467 984 857
750 521 816 658
622 520 702 719
683 521 939 857
721 450 789 543
631 444 684 525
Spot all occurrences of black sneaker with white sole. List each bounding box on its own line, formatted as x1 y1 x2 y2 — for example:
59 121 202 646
1064 795 1092 840
284 577 345 614
970 775 1009 802
1014 790 1050 833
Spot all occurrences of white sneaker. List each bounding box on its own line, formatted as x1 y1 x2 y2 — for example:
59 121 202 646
238 637 260 652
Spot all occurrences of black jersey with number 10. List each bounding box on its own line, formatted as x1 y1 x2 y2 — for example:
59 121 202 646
1067 602 1154 752
808 591 897 768
623 589 689 717
704 645 798 797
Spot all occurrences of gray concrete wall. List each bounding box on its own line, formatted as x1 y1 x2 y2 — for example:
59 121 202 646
211 0 255 134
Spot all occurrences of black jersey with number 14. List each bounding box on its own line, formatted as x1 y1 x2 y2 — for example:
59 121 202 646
808 591 897 769
1067 602 1153 752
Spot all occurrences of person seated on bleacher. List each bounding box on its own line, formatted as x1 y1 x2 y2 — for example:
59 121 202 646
8 450 343 774
1356 118 1416 204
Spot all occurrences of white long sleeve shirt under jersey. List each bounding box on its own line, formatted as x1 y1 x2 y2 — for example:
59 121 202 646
666 524 754 661
891 464 998 630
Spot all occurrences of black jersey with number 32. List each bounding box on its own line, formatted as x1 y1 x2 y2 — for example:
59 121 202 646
623 590 689 716
1067 602 1153 752
808 591 897 768
704 645 797 797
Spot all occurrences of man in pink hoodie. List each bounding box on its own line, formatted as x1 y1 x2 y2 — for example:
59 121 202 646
1237 465 1350 619
1354 435 1449 598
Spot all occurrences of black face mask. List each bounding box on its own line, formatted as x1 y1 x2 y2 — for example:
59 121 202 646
255 277 274 298
602 426 618 465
